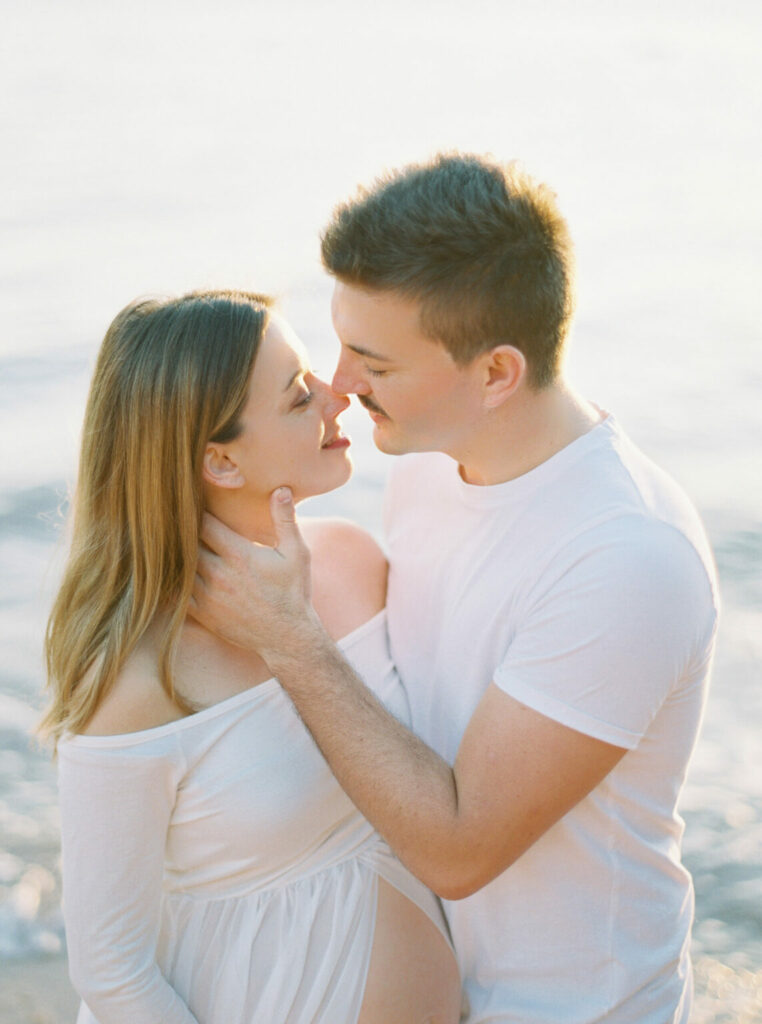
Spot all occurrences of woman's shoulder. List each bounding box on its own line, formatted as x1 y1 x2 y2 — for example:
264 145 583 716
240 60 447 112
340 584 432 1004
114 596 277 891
301 516 387 589
300 517 387 641
78 634 186 738
301 515 385 559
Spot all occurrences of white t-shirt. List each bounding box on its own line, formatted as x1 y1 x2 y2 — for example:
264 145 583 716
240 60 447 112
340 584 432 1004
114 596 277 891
384 415 718 1024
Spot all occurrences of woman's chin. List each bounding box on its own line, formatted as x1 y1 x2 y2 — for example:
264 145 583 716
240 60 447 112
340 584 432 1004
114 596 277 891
294 458 354 503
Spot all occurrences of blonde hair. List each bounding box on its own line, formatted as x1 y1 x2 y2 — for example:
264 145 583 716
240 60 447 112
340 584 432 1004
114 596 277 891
41 289 272 747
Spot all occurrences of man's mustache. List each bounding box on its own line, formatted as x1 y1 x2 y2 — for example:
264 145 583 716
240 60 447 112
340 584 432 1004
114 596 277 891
358 394 388 418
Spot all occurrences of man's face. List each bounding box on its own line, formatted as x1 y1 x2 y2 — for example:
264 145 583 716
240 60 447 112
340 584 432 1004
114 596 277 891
330 282 480 456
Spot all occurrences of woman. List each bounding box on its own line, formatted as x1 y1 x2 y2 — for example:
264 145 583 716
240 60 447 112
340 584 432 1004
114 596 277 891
42 290 461 1024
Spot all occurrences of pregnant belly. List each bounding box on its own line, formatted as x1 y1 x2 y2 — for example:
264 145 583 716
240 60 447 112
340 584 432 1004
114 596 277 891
358 878 461 1024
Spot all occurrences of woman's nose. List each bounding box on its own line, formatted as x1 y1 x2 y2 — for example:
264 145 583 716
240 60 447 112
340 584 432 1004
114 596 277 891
326 387 351 417
315 376 350 417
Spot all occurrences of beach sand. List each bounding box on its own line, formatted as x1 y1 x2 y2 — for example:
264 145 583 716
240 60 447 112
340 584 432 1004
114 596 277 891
1 953 761 1023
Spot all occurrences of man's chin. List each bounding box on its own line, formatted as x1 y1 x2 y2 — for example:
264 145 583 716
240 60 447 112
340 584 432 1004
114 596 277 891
371 420 410 456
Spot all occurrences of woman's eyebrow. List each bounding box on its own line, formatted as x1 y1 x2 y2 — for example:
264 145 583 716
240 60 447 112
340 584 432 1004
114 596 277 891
283 368 304 393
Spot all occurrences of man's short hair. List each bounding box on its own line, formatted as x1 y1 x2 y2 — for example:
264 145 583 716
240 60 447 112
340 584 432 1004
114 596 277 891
320 153 576 388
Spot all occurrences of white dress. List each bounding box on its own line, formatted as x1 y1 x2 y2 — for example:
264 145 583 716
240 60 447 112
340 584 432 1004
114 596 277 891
58 611 451 1024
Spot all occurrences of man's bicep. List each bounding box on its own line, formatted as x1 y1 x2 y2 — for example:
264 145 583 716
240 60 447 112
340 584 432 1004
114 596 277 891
493 523 715 745
450 683 626 896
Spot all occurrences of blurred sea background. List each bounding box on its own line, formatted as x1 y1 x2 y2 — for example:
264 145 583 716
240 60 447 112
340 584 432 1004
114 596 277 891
1 1 760 1021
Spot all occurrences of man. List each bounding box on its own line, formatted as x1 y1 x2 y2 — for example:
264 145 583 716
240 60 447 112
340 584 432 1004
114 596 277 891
193 154 718 1022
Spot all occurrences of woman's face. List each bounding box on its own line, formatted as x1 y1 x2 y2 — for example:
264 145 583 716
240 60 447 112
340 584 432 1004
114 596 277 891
212 313 352 503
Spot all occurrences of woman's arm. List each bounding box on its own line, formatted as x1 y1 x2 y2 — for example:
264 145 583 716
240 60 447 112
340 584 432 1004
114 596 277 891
58 738 198 1024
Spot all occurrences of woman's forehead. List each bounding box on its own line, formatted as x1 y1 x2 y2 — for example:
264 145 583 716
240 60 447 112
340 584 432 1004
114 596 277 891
248 314 310 403
264 313 309 365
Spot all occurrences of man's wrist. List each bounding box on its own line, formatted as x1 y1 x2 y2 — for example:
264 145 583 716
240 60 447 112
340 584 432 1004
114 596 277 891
259 607 334 683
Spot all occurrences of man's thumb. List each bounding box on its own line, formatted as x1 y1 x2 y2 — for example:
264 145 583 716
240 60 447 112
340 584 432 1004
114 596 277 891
270 487 299 547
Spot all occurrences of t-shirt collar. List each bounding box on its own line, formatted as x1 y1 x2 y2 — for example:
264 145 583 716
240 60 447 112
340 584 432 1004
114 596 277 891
453 410 617 508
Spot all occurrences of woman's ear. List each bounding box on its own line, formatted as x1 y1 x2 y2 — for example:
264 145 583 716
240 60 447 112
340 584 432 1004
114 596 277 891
202 444 245 489
482 345 527 409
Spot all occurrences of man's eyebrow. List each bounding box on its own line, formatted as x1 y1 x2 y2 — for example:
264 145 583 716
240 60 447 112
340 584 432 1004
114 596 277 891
346 343 393 362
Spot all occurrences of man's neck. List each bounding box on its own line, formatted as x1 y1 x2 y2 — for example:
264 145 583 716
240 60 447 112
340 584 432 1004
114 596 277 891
453 381 603 487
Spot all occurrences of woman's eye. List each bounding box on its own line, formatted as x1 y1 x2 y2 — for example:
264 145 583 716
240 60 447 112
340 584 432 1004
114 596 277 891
366 366 387 378
293 390 314 409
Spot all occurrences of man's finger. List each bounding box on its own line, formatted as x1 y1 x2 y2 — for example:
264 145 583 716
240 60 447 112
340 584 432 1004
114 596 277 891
200 511 268 558
195 540 221 586
186 588 209 629
191 562 207 594
199 511 237 555
269 487 304 556
272 486 297 522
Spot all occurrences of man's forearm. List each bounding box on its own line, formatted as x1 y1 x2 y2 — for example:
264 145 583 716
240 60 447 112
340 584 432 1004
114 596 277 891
191 502 611 897
264 620 470 898
193 503 476 892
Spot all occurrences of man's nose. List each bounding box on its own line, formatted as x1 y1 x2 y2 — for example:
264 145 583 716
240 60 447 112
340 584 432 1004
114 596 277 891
332 350 370 396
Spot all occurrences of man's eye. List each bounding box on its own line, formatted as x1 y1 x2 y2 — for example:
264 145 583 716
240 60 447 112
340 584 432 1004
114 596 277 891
366 366 388 378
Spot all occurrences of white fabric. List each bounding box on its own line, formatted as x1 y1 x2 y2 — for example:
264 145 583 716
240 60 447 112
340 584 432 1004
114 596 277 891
59 611 450 1024
384 415 718 1024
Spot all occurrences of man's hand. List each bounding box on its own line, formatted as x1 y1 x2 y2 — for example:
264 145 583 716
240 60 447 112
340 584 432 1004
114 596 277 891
191 488 321 659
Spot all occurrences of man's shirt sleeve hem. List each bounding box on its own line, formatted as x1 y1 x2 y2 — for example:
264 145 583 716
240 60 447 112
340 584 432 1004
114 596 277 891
493 670 640 750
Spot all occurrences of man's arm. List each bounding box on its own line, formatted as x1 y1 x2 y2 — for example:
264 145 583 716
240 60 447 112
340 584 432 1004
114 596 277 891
262 637 625 899
192 489 626 899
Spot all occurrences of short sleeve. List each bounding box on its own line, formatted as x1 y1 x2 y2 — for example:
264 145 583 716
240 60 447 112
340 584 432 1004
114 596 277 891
494 517 717 749
58 737 199 1024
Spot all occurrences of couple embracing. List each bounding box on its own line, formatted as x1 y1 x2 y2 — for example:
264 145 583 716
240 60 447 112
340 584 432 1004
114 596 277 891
44 153 717 1023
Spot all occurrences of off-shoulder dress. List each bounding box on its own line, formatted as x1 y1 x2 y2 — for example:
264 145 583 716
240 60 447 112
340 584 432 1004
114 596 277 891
58 611 453 1024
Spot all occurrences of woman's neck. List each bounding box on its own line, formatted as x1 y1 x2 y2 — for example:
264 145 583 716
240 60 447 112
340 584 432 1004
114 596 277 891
203 491 279 547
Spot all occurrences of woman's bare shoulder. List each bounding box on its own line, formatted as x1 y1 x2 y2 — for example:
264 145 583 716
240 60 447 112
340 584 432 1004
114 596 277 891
78 641 185 737
300 517 388 640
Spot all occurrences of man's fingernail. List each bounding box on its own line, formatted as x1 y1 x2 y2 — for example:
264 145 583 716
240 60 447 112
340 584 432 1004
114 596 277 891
276 487 292 503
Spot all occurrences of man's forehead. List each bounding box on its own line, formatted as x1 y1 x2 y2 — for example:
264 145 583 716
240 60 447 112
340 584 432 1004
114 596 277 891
331 281 428 352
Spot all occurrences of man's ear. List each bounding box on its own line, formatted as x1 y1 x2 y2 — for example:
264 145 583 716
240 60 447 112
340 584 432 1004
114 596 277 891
482 345 527 409
202 444 245 489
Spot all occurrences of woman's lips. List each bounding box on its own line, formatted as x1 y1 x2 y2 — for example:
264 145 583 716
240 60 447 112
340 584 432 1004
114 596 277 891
321 434 351 450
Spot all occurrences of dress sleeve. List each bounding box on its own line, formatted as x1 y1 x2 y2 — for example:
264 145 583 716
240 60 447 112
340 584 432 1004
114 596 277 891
58 736 199 1024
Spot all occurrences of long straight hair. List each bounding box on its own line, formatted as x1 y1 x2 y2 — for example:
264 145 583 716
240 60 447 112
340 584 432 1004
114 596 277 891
41 289 272 747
